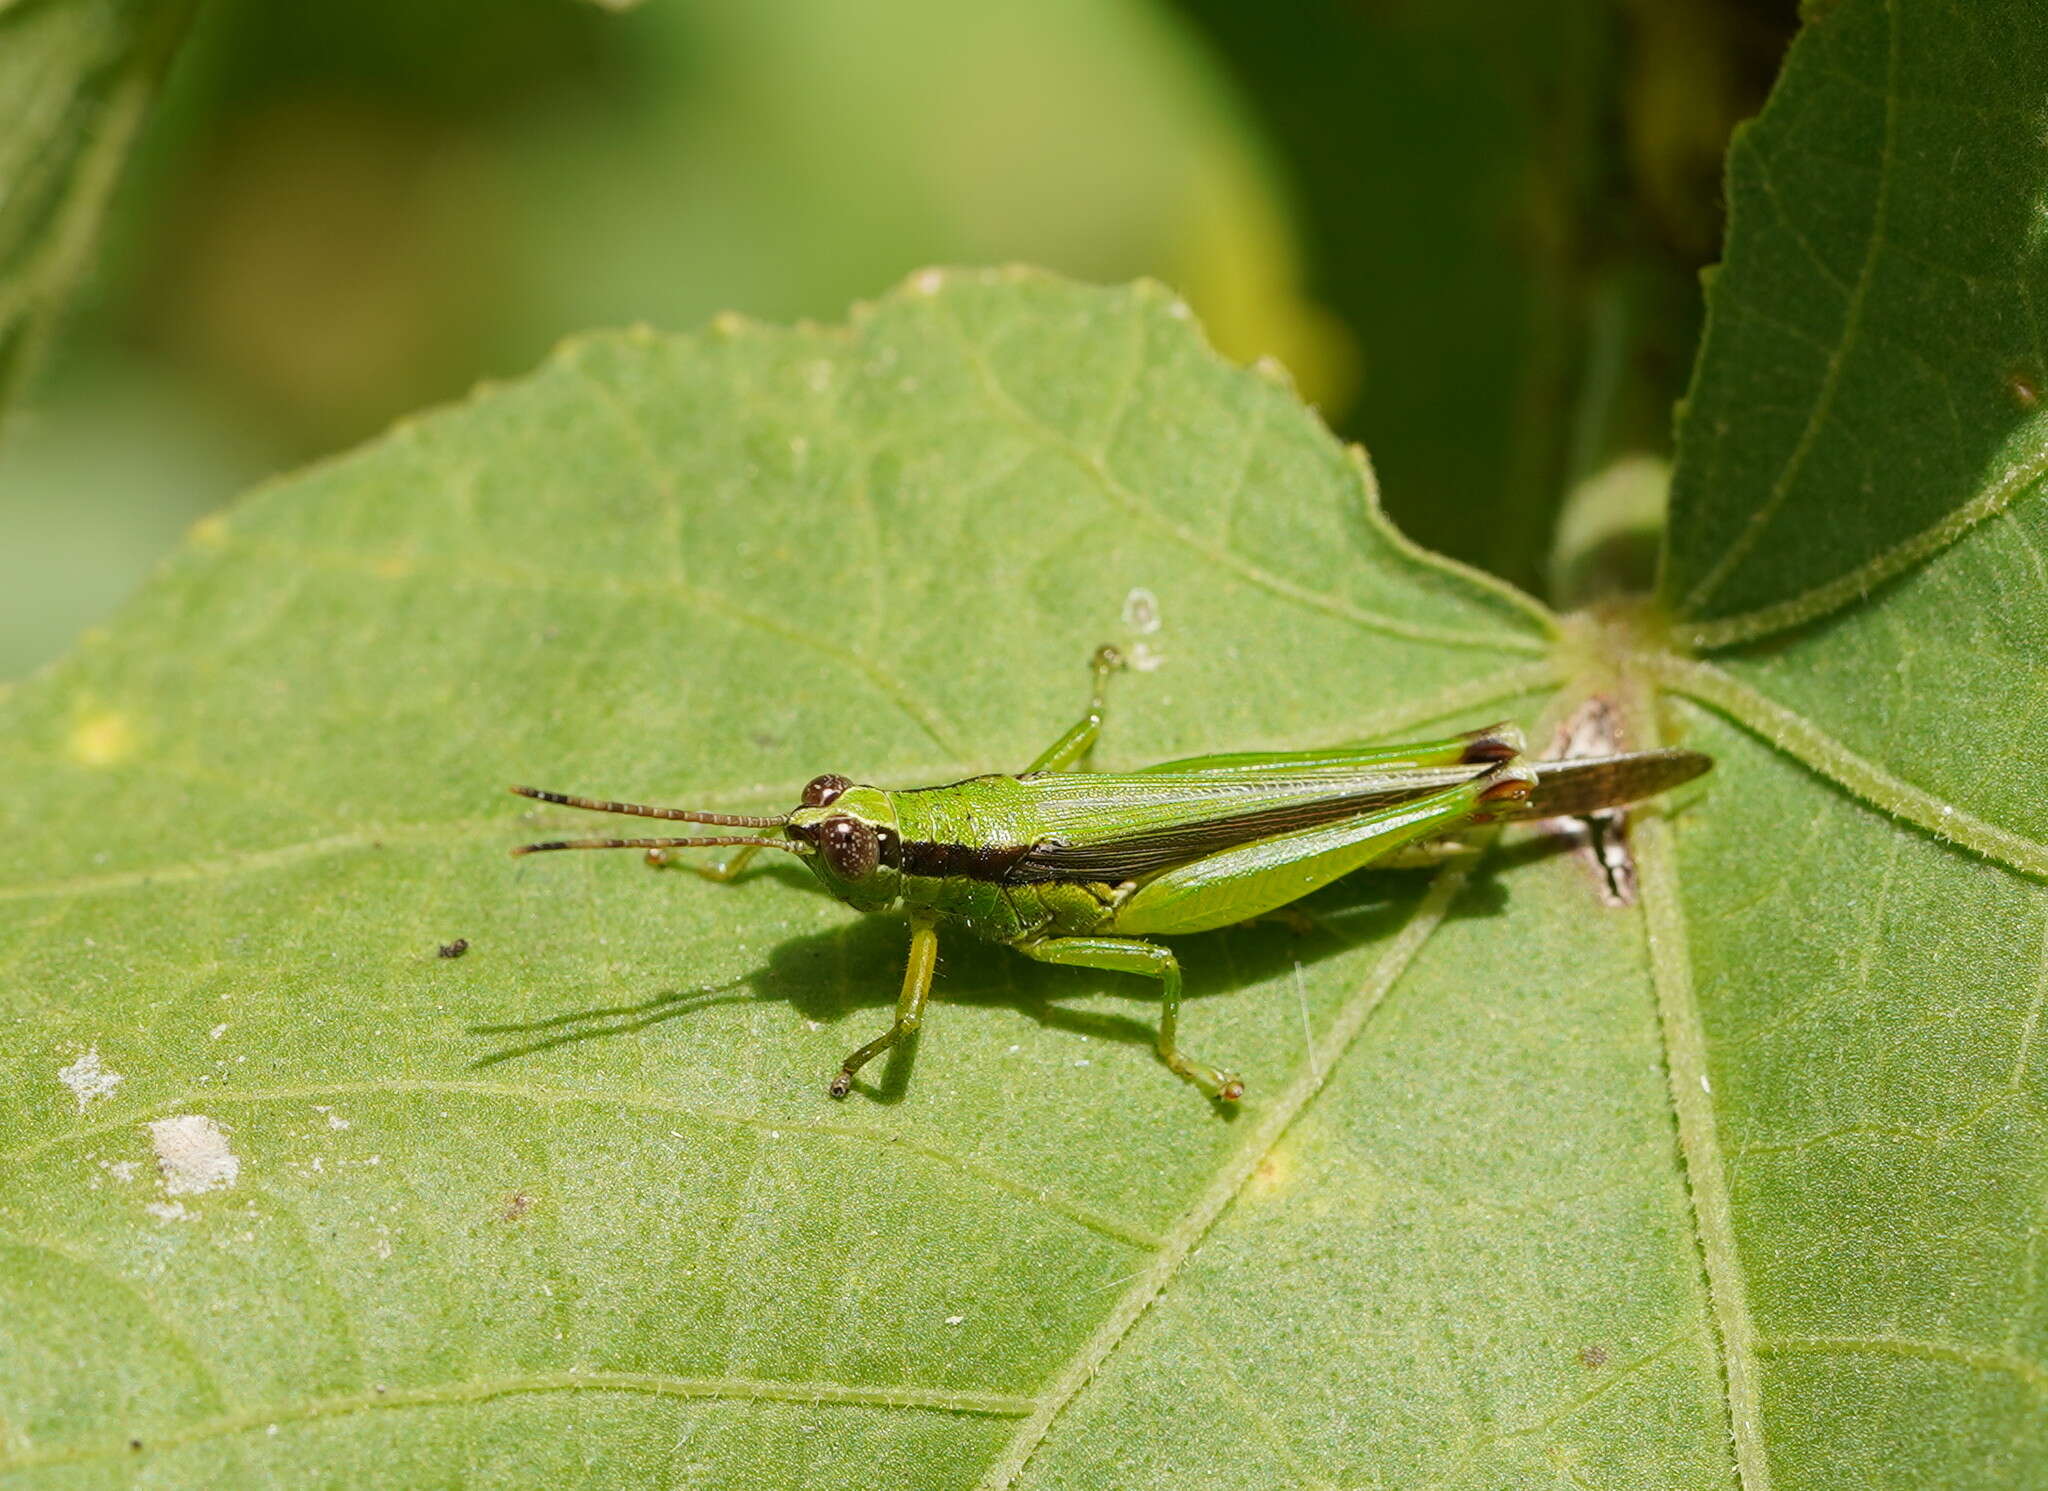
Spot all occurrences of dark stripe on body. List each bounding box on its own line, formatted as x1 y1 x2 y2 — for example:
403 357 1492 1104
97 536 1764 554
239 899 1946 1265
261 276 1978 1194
897 838 1034 882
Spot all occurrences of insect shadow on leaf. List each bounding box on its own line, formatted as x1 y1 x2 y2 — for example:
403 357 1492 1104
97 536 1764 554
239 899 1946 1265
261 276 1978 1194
466 974 763 1067
469 869 1433 1104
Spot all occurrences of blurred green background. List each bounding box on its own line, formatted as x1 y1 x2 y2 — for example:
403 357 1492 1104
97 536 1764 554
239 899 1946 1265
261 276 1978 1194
0 0 1794 681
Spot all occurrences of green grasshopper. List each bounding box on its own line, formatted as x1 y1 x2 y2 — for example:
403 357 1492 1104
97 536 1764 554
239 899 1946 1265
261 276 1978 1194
513 648 1709 1102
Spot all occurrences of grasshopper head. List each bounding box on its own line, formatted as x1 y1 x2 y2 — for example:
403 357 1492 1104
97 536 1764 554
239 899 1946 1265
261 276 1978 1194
784 775 902 913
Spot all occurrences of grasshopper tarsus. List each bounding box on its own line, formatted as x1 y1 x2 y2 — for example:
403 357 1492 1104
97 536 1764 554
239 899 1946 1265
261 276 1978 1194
1165 1048 1242 1102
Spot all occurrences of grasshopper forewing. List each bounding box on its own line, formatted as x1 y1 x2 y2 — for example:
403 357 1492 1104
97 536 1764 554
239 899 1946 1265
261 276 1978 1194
513 648 1710 1104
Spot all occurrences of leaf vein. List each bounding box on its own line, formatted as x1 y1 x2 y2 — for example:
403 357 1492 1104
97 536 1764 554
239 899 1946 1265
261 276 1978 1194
1684 411 2048 649
0 1371 1035 1471
1755 1334 2048 1395
211 532 974 758
1633 805 1772 1491
1648 654 2048 879
978 864 1475 1489
0 1236 231 1420
1680 0 1902 619
1747 143 1853 297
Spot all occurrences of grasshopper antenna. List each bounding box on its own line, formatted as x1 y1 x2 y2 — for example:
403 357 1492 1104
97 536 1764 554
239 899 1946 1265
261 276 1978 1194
510 784 785 828
511 834 800 858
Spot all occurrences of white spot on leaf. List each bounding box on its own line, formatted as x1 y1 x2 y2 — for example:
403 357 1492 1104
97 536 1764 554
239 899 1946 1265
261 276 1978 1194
1121 586 1162 635
58 1047 123 1111
148 1115 240 1195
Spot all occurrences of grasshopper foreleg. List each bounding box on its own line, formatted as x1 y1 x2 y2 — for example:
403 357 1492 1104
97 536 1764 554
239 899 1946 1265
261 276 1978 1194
829 912 940 1098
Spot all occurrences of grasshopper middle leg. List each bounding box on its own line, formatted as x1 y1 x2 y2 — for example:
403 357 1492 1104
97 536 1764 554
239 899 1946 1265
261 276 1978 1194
1017 934 1243 1101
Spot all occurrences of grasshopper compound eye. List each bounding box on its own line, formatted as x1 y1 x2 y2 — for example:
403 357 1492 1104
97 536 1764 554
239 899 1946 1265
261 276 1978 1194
818 816 879 880
802 773 852 808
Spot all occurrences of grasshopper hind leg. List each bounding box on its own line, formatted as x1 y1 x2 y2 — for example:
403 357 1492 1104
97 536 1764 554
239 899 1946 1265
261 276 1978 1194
1017 934 1243 1102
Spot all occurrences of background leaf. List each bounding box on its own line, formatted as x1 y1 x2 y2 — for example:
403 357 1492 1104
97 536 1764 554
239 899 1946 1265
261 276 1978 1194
1662 0 2048 634
1165 0 1793 596
0 0 1337 682
1639 0 2048 1485
0 0 193 423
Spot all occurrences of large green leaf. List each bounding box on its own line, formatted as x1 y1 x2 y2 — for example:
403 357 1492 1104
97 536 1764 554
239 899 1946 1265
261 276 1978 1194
1638 1 2048 1486
0 271 1589 1489
3 3 2045 1484
1661 0 2048 636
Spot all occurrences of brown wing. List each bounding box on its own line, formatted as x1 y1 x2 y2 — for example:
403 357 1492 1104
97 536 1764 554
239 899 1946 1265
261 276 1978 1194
1009 748 1713 882
1499 749 1713 820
